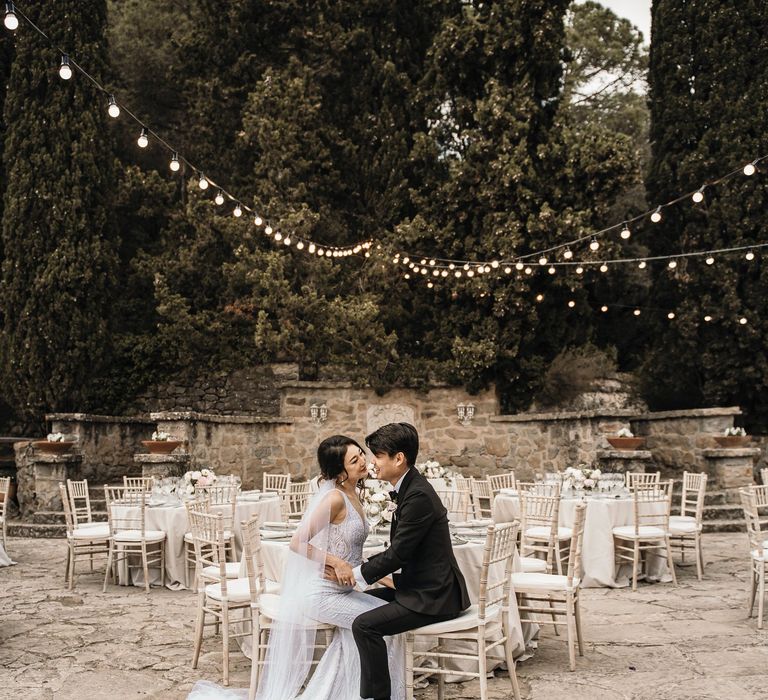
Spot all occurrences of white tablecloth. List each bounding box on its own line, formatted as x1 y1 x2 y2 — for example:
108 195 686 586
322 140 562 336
254 535 535 681
115 494 281 589
492 493 671 587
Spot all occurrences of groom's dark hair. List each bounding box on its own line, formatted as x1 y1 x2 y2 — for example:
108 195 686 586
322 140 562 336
365 422 419 467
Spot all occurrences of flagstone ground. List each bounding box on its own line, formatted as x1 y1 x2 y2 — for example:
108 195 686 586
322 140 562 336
1 533 765 700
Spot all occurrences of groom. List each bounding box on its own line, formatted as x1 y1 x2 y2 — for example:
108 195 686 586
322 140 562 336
347 422 470 700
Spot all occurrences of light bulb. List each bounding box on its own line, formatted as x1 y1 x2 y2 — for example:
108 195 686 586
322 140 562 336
404 273 410 280
563 248 573 259
601 305 608 312
746 250 755 261
568 300 575 308
705 256 714 265
524 267 532 275
274 232 282 241
454 270 462 278
215 190 225 206
429 259 436 266
441 270 448 277
364 251 370 258
638 261 647 269
4 3 19 30
535 294 543 302
296 241 304 250
432 269 440 277
254 215 262 226
421 259 427 265
107 95 120 118
467 270 475 277
739 317 748 325
283 237 291 246
463 263 470 271
651 206 662 223
538 256 547 266
504 267 511 274
447 262 453 269
59 55 72 80
265 225 273 235
589 239 599 251
233 203 242 217
633 309 641 316
620 224 631 240
668 312 675 319
198 173 208 189
491 260 499 269
515 262 524 271
692 188 704 203
575 266 584 274
308 244 316 254
317 248 325 256
137 128 149 148
704 315 712 322
169 153 180 172
548 266 556 275
600 263 608 272
427 282 434 288
668 260 677 269
743 162 756 176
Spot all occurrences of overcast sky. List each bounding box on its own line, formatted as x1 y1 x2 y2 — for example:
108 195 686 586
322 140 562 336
584 0 652 43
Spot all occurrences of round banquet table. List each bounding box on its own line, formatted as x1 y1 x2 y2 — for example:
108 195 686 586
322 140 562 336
115 494 281 589
248 535 537 682
492 492 671 588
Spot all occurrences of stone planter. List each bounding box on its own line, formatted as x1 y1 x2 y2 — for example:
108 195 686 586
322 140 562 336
606 437 645 450
714 435 750 448
32 440 76 455
141 440 183 454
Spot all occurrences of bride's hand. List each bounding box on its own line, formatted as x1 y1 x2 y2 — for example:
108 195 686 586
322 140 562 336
332 558 355 586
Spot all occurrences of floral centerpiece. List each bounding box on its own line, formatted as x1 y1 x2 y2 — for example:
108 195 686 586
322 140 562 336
415 459 456 485
362 466 396 529
182 468 218 495
607 428 645 450
562 464 602 492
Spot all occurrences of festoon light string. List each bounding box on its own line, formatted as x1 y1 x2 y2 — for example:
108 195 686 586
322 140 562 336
2 1 373 259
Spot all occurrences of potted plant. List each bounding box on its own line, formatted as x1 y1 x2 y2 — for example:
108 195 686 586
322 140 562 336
714 427 750 448
32 432 76 454
141 431 183 454
607 428 645 450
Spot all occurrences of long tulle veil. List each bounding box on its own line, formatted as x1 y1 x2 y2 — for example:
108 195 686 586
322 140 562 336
253 479 335 699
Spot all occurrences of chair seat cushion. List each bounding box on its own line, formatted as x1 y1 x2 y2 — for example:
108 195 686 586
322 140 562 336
612 525 666 539
668 518 700 534
112 529 166 543
525 525 572 541
519 556 548 573
409 603 502 635
184 530 233 543
71 523 110 540
511 571 580 592
202 562 243 579
205 577 280 602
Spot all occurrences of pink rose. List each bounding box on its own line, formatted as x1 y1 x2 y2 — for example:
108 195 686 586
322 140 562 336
197 475 210 487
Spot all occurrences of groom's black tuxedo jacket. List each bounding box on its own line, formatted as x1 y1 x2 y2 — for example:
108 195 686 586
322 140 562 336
360 468 470 616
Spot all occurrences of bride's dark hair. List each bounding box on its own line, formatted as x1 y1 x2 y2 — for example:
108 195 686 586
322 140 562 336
317 434 365 486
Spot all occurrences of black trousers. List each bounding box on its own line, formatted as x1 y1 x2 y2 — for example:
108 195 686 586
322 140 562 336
352 588 460 700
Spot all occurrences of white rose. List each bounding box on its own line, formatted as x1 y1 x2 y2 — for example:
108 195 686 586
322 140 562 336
590 469 602 480
201 469 211 477
186 484 195 495
191 471 202 481
371 492 387 503
584 478 595 489
366 503 381 517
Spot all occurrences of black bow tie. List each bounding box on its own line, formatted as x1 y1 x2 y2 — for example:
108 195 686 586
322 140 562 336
389 490 398 502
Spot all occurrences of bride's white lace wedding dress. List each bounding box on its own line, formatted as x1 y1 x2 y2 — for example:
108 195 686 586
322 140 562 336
188 490 405 700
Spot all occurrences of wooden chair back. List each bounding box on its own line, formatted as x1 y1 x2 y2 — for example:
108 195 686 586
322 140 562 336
679 471 707 522
281 481 312 520
104 485 150 536
629 479 673 534
188 509 228 587
470 478 493 519
488 472 516 495
477 521 519 621
565 503 587 586
66 479 93 526
123 476 155 493
263 473 291 493
241 513 266 601
626 471 660 489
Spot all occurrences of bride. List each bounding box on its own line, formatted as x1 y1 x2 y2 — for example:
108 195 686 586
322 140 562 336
189 435 405 700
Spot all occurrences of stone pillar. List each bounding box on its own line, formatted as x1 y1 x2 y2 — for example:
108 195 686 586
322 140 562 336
15 441 83 518
703 447 760 501
134 453 191 479
595 449 654 476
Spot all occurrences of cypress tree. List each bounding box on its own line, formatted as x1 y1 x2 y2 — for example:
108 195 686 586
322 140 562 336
0 0 118 422
643 0 768 426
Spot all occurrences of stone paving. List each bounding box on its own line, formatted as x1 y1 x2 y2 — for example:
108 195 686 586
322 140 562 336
1 533 766 700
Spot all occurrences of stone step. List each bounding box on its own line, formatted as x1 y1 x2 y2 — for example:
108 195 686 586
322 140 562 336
702 503 744 521
702 518 746 533
30 510 108 525
8 521 66 538
670 488 730 506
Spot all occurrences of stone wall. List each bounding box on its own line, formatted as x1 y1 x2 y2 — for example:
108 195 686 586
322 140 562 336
39 385 755 492
47 413 156 482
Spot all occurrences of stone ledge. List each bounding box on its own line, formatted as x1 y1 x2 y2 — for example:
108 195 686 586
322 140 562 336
703 448 761 458
596 449 653 459
46 412 155 424
631 406 741 421
151 411 294 425
133 453 191 463
277 380 354 390
30 453 83 463
491 409 637 423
